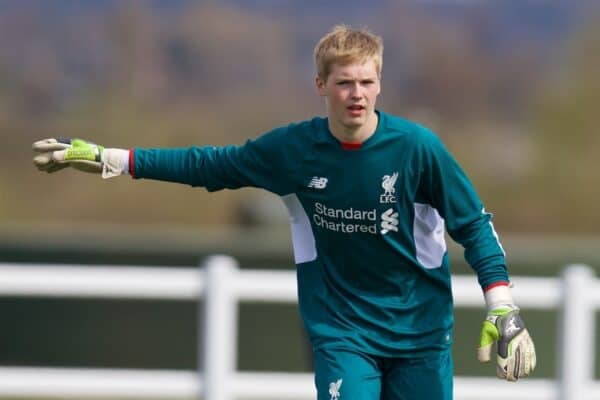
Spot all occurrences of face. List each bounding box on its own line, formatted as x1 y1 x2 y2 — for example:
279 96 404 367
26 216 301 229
316 59 381 141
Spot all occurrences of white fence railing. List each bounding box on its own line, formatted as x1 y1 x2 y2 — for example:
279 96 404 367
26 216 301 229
0 257 599 400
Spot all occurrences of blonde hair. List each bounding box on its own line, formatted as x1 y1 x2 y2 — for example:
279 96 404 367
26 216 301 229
314 25 383 81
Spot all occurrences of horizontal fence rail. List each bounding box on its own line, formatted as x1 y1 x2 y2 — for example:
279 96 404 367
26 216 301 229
0 264 204 299
0 262 570 305
0 258 599 399
0 367 570 400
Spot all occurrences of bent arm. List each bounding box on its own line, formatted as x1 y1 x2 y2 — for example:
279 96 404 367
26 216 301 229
417 130 508 290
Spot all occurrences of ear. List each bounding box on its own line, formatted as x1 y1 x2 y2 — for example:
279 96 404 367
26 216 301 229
316 76 326 96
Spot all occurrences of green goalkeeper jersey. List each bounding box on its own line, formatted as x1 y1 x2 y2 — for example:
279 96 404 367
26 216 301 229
132 111 509 356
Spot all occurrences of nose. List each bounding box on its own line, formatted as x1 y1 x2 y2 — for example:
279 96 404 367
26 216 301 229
350 82 362 99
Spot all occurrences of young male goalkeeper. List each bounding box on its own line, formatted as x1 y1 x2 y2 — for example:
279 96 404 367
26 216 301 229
33 25 535 400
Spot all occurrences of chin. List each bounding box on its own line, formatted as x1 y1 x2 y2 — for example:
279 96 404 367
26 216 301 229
343 118 365 128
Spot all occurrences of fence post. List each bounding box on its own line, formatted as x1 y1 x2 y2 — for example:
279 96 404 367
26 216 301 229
200 256 239 400
558 264 595 400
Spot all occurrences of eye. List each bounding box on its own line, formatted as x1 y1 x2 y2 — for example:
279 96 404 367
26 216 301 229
336 80 351 86
361 80 375 85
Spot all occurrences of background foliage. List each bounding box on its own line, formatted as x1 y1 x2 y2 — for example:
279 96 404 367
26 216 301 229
1 0 598 233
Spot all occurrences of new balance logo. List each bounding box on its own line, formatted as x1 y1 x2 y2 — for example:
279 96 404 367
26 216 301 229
380 208 399 235
308 176 328 189
329 378 343 400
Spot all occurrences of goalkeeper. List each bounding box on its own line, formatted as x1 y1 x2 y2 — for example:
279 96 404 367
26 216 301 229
33 25 535 400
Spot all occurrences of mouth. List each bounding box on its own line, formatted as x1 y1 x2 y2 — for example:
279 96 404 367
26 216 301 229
347 104 366 116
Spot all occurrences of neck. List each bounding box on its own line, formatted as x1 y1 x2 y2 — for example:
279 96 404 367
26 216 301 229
329 111 379 143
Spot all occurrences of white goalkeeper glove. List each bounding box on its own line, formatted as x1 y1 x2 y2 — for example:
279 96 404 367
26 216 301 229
477 285 536 381
32 138 128 179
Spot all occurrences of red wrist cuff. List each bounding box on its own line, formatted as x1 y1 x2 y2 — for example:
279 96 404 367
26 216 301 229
128 149 135 178
484 281 509 292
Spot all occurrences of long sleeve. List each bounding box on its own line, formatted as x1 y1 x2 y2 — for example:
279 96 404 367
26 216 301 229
417 129 509 289
131 126 296 196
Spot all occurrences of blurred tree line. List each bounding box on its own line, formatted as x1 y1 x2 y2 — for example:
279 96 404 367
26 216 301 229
0 1 598 234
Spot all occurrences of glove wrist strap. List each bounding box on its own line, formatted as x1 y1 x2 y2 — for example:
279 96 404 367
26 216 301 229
484 284 515 311
101 148 129 179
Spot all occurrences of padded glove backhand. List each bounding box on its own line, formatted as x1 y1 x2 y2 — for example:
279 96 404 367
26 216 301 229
478 306 536 381
33 138 103 173
33 138 128 178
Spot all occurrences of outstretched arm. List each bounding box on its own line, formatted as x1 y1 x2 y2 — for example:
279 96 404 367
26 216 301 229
32 128 295 195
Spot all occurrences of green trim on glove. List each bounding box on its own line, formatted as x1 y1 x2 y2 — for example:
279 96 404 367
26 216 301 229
64 139 104 162
489 307 513 316
479 320 499 348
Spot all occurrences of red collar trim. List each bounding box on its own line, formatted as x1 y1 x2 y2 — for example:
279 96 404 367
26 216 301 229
340 142 363 150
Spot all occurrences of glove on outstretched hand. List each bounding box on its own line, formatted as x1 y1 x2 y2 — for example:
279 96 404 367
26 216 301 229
478 303 536 381
32 138 127 178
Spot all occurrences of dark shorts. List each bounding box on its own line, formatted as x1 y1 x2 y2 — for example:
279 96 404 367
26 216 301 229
313 347 453 400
